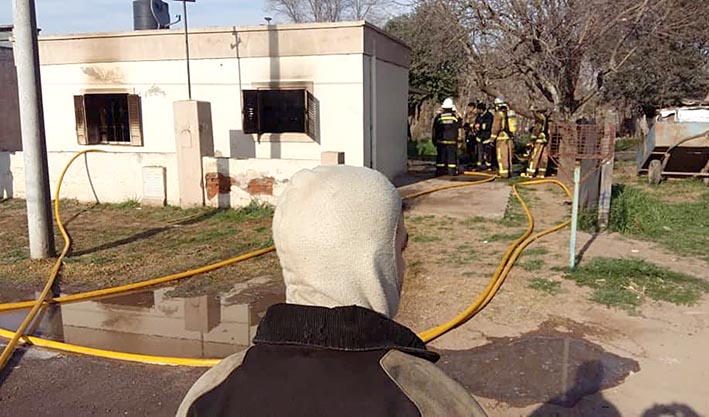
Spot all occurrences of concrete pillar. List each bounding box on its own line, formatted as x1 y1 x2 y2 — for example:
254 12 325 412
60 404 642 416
173 100 214 208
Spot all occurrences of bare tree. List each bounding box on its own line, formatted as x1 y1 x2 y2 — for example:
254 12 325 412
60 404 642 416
267 0 399 25
426 0 709 118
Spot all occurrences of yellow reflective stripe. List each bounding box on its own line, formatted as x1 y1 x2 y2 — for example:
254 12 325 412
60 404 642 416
436 163 445 167
447 164 457 168
439 141 456 144
440 116 459 122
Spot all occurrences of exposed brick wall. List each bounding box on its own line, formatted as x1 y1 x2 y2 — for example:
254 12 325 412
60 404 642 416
204 172 236 200
247 177 275 196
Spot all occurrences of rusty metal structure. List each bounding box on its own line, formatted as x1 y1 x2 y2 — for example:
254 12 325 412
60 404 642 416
637 107 709 186
548 122 616 183
545 122 616 269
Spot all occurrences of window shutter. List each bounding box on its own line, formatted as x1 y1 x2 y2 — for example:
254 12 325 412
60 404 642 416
127 94 143 146
74 95 89 145
306 91 319 140
242 90 260 134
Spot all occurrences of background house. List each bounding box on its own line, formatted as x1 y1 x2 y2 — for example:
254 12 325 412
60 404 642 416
0 25 21 199
1 21 410 206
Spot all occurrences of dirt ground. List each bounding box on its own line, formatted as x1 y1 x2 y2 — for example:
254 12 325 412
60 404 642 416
1 175 709 416
396 181 709 416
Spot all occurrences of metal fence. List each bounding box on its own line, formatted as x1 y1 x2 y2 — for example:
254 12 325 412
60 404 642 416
549 123 615 161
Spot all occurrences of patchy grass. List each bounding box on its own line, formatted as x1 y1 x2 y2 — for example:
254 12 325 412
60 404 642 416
614 160 709 204
0 199 279 296
408 215 435 224
563 258 709 312
614 137 640 152
498 190 527 227
408 260 423 268
411 234 442 243
1 248 29 265
519 258 545 271
523 247 549 257
439 247 479 265
578 208 600 233
609 185 709 261
484 232 522 242
113 198 141 209
461 216 488 226
528 278 563 295
207 201 275 223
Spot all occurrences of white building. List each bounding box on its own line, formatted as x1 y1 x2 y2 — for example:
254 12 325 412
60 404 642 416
0 22 410 207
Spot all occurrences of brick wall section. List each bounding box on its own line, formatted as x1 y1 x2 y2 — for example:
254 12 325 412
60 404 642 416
247 177 275 196
0 47 21 151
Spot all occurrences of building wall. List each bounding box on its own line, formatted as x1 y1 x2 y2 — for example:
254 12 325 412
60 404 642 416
4 151 178 204
0 47 21 152
38 53 365 160
373 59 408 179
202 156 319 208
5 23 410 206
362 27 410 179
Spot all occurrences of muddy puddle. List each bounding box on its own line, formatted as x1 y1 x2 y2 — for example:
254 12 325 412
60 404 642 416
437 331 640 407
0 285 284 359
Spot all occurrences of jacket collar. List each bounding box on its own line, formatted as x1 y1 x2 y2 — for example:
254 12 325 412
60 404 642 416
254 304 439 362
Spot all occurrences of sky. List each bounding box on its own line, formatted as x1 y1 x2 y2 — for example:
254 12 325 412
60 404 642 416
0 1 271 35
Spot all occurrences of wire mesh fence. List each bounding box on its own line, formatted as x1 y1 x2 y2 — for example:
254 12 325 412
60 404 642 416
547 122 616 185
549 123 615 161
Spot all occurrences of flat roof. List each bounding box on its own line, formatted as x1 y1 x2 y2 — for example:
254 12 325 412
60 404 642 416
38 21 409 50
37 20 410 68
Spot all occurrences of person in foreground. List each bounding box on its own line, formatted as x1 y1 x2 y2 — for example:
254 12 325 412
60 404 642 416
177 165 488 417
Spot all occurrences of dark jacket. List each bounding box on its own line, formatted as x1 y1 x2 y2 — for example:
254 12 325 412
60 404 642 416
474 111 494 142
177 304 487 417
432 111 462 145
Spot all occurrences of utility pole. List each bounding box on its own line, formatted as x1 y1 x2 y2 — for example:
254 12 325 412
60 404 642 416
178 0 195 100
13 0 56 258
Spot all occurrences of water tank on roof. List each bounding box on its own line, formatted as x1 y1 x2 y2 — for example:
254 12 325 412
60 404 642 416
133 0 170 30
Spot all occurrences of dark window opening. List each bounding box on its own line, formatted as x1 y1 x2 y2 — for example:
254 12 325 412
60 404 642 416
242 89 318 139
74 93 143 146
86 94 130 143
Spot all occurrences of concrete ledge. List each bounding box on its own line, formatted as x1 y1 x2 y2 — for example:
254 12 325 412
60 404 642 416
321 151 345 165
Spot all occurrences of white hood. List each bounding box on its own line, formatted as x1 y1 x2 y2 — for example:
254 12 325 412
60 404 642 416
272 165 403 318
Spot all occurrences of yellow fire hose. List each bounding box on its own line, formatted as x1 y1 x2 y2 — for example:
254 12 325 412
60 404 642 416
418 178 571 342
0 150 104 370
0 151 570 368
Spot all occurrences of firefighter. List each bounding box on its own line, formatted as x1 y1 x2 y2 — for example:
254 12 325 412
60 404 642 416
490 97 514 178
463 102 478 170
524 105 551 178
432 98 462 176
474 102 494 171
